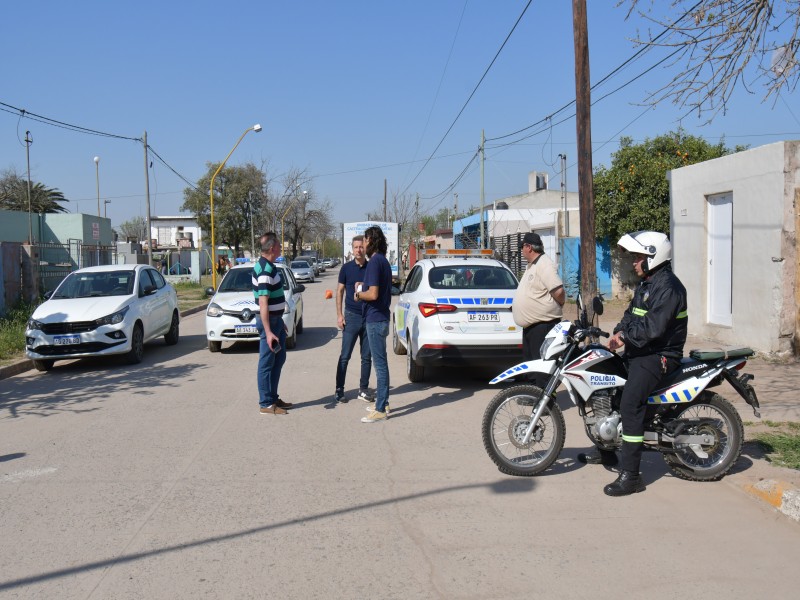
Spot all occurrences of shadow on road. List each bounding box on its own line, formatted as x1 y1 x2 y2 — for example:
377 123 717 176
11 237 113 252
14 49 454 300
0 478 535 593
0 337 207 419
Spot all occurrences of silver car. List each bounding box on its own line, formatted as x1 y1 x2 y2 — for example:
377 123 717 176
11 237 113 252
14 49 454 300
291 260 315 283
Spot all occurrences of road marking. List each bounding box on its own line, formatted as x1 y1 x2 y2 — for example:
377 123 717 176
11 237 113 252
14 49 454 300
1 467 57 483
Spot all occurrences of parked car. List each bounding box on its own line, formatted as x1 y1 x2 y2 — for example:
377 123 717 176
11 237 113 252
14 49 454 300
322 257 333 268
290 260 315 283
297 256 320 276
205 263 305 352
25 264 180 371
392 249 521 382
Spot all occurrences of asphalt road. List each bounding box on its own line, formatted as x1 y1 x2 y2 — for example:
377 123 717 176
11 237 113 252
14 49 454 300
1 266 799 599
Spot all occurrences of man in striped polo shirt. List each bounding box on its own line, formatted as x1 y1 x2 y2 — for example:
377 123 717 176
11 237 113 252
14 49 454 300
252 232 292 415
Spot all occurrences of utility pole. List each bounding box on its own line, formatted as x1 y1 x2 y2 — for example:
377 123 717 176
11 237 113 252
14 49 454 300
573 0 597 314
479 129 485 249
559 153 569 237
383 178 387 222
25 131 33 243
143 131 152 266
415 192 420 255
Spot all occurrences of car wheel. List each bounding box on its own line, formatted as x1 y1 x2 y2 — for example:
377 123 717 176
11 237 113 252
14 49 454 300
164 310 180 345
33 359 54 372
406 339 424 383
296 315 304 334
125 323 145 365
208 340 222 353
392 318 406 355
286 327 297 349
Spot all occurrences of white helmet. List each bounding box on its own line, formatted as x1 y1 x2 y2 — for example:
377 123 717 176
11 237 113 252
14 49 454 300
617 230 672 273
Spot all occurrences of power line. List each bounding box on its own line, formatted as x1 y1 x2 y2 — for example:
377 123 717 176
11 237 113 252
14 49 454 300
0 101 141 141
400 0 535 197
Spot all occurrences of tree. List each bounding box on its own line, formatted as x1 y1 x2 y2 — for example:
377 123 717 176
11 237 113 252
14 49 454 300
619 0 800 120
117 216 148 242
181 162 268 257
0 169 69 213
593 131 740 242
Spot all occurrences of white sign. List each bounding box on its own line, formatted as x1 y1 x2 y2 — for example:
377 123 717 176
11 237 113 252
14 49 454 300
342 221 399 276
92 222 100 240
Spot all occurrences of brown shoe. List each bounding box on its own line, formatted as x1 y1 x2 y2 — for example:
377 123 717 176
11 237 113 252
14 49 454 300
275 399 293 409
260 405 288 415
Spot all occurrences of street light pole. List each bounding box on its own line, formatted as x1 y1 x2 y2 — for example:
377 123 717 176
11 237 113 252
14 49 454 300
210 124 262 289
248 191 255 259
94 156 100 217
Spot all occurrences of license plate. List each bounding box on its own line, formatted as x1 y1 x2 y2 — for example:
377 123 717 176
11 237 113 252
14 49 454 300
468 312 499 322
54 334 80 345
235 325 257 334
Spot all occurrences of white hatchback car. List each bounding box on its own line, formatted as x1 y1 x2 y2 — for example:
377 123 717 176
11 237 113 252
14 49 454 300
392 250 522 382
25 264 180 371
205 263 304 352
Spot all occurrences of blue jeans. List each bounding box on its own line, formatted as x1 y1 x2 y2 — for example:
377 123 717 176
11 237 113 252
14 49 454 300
366 320 390 412
256 315 287 408
335 309 372 392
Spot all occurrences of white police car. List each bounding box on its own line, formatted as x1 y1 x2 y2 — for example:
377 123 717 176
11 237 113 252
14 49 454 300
205 263 304 352
392 249 522 382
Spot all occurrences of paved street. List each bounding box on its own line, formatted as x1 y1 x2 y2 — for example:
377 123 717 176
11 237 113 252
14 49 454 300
2 267 800 599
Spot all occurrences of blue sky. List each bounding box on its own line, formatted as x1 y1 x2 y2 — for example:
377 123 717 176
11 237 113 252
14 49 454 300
2 1 798 230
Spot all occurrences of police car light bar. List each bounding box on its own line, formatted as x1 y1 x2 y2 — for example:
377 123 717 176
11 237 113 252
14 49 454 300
421 249 494 258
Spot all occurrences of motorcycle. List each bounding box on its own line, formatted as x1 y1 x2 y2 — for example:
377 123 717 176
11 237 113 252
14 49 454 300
481 297 761 481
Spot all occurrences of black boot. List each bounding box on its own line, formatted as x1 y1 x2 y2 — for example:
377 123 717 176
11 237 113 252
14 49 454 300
577 449 618 466
603 470 646 496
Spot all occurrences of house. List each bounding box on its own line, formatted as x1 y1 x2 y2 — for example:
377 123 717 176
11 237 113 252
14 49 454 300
149 215 204 250
669 140 800 356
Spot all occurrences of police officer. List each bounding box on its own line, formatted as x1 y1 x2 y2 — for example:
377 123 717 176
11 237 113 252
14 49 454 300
579 231 688 496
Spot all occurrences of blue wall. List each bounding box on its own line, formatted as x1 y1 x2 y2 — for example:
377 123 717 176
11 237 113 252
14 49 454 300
558 237 612 298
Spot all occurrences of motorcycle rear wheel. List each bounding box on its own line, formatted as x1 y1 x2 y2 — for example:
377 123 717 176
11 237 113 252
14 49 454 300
663 392 744 481
481 385 566 476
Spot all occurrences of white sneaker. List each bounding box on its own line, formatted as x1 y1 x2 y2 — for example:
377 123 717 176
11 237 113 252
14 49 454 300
364 403 390 416
358 390 375 402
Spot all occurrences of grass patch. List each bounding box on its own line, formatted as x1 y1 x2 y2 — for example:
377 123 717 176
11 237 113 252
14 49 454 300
173 275 212 313
0 301 38 363
754 424 800 470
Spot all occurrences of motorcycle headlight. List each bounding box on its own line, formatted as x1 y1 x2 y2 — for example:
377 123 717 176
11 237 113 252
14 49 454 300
27 318 44 331
96 306 129 326
207 302 224 317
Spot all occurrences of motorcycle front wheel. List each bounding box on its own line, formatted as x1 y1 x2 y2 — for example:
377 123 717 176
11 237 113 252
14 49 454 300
663 392 744 481
481 385 566 476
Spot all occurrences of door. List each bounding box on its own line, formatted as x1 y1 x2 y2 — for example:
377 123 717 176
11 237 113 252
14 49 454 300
707 193 733 326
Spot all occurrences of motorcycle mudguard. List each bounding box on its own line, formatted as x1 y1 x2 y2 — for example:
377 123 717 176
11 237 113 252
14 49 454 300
489 359 556 385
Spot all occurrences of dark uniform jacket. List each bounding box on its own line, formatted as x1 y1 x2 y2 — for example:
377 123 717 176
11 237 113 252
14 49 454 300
614 264 688 359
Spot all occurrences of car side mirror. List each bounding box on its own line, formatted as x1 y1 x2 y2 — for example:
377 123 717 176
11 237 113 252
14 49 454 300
205 286 215 297
144 285 156 296
43 290 53 300
391 286 401 296
296 284 305 293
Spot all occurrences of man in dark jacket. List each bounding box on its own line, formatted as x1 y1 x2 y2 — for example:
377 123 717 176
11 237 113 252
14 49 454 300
579 231 688 496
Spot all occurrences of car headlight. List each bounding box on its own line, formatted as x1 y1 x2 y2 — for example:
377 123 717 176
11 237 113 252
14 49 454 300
95 306 129 326
27 318 44 331
207 302 224 317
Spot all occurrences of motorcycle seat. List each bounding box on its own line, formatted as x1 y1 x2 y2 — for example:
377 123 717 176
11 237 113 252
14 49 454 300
689 347 754 361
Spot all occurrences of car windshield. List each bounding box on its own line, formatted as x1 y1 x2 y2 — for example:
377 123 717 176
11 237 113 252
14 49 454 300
52 270 136 299
428 265 518 290
291 261 310 269
218 268 253 292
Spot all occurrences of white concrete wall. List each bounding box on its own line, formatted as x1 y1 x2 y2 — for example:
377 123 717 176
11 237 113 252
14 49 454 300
669 141 799 354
